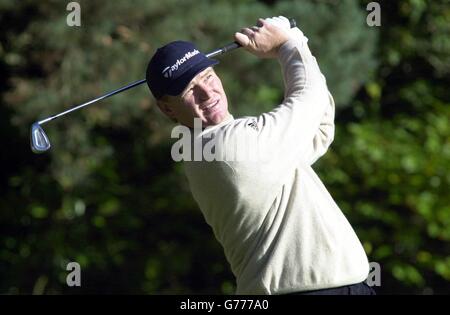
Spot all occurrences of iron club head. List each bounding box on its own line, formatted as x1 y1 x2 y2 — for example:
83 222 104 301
30 122 51 153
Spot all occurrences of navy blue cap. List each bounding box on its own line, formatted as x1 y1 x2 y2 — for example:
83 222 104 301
146 41 219 99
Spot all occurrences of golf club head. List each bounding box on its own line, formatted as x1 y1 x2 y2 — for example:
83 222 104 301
30 122 51 153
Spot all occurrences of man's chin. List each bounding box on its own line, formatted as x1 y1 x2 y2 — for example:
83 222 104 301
205 111 229 127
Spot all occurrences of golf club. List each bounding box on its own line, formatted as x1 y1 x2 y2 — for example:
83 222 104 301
30 18 296 153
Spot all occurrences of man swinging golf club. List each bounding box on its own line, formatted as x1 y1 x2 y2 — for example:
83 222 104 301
146 16 375 295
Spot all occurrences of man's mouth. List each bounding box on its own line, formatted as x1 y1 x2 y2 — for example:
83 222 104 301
201 99 220 112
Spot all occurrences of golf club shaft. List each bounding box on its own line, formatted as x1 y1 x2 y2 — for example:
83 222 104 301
36 44 235 126
38 18 296 125
36 45 232 126
38 79 147 125
37 44 234 125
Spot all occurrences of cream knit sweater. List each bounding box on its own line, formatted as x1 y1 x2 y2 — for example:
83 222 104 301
183 27 369 294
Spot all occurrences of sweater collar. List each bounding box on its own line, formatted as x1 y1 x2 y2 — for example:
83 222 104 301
187 114 234 134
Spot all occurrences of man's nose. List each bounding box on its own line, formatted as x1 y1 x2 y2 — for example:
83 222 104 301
196 82 213 100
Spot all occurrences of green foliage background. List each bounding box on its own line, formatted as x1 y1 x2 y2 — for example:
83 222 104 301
0 0 448 294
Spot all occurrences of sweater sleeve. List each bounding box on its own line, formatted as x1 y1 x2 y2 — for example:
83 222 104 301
252 27 335 168
305 91 335 165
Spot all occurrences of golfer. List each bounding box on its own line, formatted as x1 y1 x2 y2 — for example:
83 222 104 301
146 16 375 295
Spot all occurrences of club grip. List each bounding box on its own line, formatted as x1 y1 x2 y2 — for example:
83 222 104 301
288 18 296 28
221 42 240 53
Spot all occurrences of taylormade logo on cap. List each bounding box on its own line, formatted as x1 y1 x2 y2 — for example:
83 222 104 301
162 49 200 78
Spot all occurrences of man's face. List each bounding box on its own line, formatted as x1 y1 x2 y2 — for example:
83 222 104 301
158 67 229 128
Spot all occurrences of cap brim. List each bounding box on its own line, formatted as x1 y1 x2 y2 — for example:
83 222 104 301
166 58 219 97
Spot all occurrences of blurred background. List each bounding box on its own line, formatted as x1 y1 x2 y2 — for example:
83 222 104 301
0 0 449 294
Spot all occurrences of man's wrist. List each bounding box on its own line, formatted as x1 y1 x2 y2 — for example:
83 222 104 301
277 28 308 57
277 38 297 59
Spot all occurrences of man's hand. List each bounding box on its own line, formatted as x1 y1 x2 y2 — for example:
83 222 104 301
234 17 291 59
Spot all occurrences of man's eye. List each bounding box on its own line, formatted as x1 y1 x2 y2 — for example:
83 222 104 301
182 88 193 97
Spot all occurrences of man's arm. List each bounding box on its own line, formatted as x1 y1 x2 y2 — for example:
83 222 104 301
235 17 334 167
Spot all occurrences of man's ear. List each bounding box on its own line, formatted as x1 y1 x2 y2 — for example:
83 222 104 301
156 98 177 120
